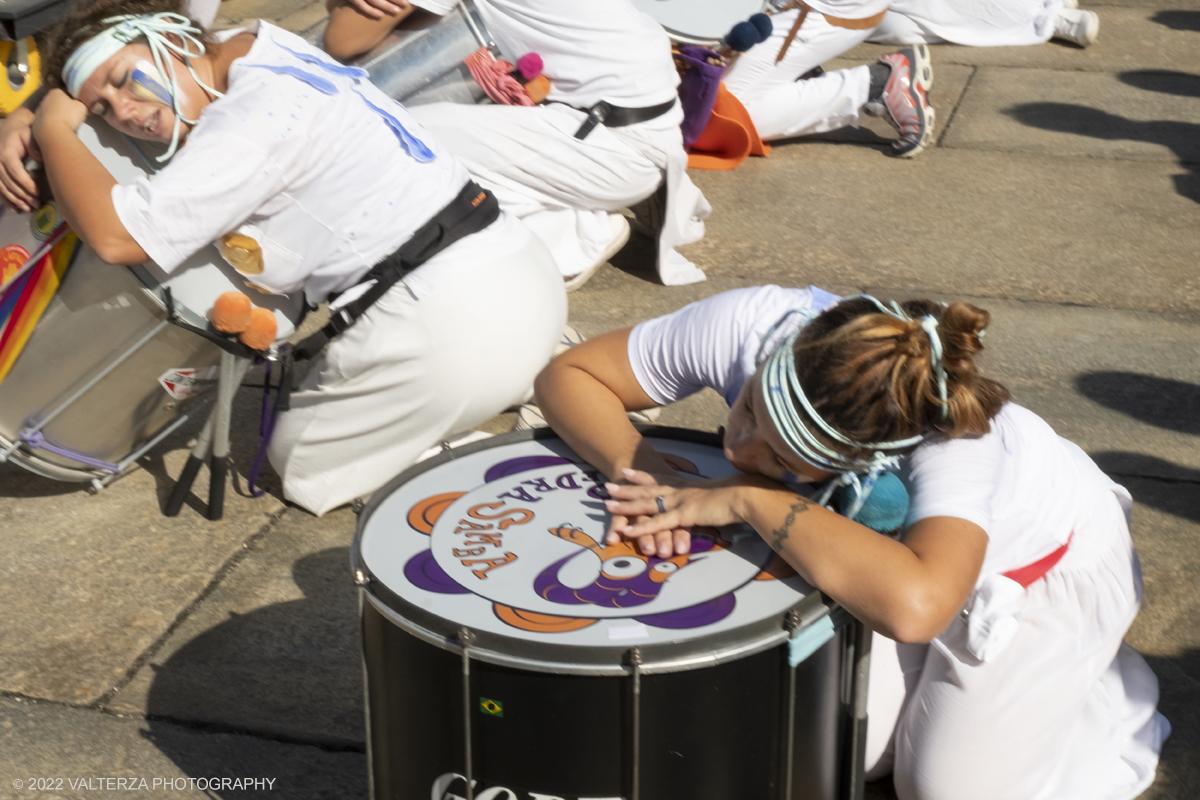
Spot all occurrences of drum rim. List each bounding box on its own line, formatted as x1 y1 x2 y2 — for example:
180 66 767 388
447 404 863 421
352 425 834 675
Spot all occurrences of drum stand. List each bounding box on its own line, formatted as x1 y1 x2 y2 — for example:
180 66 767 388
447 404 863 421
164 351 252 520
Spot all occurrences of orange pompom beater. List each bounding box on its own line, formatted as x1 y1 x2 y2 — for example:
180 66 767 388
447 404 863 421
239 307 278 351
211 291 252 333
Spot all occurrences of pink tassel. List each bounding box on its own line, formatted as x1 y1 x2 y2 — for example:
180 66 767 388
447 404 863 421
464 47 534 106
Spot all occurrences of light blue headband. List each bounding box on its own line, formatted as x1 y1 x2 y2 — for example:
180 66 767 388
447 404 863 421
758 295 950 520
62 13 223 161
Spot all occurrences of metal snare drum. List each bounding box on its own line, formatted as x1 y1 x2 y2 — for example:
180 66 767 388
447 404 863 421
630 0 768 46
353 428 868 800
0 119 304 487
351 0 497 107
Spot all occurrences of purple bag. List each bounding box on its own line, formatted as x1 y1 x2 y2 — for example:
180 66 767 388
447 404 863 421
674 45 727 148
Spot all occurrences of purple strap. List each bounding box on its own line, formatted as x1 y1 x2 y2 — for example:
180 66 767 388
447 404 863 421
19 430 121 472
246 348 287 498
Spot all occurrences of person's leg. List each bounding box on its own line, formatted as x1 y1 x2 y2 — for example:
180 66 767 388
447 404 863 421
725 10 877 140
269 217 565 515
868 11 949 45
864 633 929 780
411 102 661 283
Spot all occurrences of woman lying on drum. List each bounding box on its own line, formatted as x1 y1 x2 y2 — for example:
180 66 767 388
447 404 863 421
534 285 1168 800
31 0 565 515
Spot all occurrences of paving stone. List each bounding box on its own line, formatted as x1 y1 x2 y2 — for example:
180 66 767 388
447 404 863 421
653 145 1200 314
845 8 1200 73
938 66 1200 164
0 440 283 705
0 696 365 800
106 507 363 748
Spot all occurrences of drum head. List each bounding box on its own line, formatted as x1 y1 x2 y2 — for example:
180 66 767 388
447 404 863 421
630 0 767 45
354 428 823 674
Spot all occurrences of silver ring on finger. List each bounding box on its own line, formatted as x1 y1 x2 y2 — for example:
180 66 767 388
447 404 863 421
656 495 666 514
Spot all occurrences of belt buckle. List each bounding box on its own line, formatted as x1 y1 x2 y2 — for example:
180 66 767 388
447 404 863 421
573 101 611 140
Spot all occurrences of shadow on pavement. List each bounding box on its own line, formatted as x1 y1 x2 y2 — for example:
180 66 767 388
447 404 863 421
1075 372 1200 436
1119 70 1200 100
0 462 87 498
1152 10 1200 32
1007 104 1200 205
143 548 364 797
1092 453 1200 523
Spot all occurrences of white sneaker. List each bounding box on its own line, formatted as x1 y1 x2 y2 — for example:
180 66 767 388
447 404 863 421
1053 9 1099 46
563 214 630 293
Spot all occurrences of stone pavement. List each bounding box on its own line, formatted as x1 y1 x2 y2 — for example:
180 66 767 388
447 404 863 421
2 1 1199 798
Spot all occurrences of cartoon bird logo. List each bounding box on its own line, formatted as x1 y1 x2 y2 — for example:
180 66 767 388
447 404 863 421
533 524 725 609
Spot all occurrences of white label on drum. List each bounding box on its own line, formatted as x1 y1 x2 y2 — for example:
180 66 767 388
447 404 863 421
606 622 649 642
158 366 219 400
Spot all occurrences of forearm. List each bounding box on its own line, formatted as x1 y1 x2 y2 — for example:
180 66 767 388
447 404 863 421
734 484 972 642
534 362 674 480
324 2 417 60
37 122 147 264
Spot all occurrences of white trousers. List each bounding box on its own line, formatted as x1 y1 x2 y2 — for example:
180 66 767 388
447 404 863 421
863 491 1170 800
410 102 709 286
870 0 1061 46
724 9 876 141
269 215 566 516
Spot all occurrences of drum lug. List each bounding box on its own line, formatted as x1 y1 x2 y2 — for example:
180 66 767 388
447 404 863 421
354 569 370 586
784 608 802 635
352 497 366 514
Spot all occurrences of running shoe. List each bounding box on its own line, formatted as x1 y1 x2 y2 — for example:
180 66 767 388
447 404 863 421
877 45 935 158
1053 9 1099 47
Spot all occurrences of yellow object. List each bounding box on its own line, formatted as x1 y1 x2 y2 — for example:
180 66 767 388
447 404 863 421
219 232 264 275
0 38 41 117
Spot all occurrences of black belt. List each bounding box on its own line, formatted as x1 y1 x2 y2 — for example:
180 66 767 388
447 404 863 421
291 180 499 363
570 97 677 140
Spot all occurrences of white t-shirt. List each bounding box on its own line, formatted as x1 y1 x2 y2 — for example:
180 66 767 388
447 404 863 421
627 284 841 407
626 286 1127 575
112 22 471 305
411 0 680 109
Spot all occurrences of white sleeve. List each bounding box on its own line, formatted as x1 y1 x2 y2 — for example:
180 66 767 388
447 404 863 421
410 0 456 14
111 132 288 273
626 287 775 406
904 432 1003 536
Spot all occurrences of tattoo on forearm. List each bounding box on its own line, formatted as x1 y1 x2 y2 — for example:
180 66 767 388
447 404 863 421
768 496 814 552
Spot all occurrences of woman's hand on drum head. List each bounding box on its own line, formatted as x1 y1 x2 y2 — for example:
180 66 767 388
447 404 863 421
0 107 41 213
606 510 693 559
605 469 756 555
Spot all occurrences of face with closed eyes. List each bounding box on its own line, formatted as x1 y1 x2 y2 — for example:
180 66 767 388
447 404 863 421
723 364 834 485
75 43 210 144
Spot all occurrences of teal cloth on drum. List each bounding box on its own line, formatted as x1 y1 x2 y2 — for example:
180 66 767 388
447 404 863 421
788 608 852 667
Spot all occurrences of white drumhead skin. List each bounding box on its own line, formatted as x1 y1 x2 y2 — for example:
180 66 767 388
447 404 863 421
630 0 767 44
358 436 814 652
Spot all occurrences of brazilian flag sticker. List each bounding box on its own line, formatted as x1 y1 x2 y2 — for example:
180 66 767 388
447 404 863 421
479 698 503 717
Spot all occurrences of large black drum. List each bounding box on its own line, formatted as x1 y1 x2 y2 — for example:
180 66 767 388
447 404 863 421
352 428 869 800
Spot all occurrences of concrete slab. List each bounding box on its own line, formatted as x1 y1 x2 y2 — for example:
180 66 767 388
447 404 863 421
0 442 284 705
662 146 1200 314
844 8 1200 73
215 0 324 30
940 66 1200 163
107 507 363 748
0 696 365 800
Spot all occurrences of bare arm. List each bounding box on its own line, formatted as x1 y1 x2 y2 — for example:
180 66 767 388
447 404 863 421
606 472 987 643
32 90 148 265
534 328 698 556
324 0 417 60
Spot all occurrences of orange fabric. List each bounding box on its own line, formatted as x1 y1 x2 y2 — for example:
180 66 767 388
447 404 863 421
686 84 770 171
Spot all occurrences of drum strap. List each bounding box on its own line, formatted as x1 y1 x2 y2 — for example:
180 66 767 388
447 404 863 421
569 98 678 140
290 179 500 363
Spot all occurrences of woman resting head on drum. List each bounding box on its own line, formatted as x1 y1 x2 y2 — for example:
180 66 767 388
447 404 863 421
534 285 1168 800
34 0 566 515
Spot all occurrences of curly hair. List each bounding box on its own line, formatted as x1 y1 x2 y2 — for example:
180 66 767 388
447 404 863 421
39 0 213 93
792 297 1010 460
